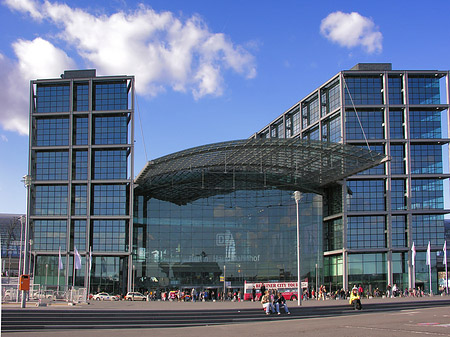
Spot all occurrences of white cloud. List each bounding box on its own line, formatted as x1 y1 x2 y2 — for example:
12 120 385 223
6 0 256 97
0 39 75 135
1 134 8 142
1 1 256 135
4 0 43 20
320 11 382 54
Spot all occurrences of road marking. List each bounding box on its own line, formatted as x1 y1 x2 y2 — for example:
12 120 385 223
343 325 450 336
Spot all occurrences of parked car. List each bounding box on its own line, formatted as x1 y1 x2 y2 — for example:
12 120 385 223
92 292 119 301
125 292 146 301
33 290 55 301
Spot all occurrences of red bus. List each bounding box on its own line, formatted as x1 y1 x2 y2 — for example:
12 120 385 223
243 281 308 301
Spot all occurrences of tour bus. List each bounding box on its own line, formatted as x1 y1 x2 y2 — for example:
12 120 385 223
243 281 308 301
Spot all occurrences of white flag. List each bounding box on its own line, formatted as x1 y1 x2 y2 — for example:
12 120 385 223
58 247 64 270
74 247 82 270
426 242 431 266
411 242 416 266
444 241 447 266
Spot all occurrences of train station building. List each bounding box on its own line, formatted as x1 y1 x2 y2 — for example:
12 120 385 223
26 63 449 297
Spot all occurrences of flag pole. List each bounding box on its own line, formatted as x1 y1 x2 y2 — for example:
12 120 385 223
57 246 61 294
427 242 432 295
444 241 448 295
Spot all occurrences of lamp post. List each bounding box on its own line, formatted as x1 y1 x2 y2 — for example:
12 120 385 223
294 191 302 306
21 174 32 308
132 265 135 292
45 264 49 290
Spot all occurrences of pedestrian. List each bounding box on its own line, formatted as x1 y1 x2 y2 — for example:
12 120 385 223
252 286 256 302
260 283 266 301
261 290 275 315
349 286 362 310
275 291 291 314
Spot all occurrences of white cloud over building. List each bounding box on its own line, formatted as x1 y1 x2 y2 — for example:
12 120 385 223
320 11 383 54
1 0 257 134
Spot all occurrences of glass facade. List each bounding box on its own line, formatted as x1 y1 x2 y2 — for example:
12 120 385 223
253 65 449 294
29 71 134 294
133 190 322 293
28 65 448 296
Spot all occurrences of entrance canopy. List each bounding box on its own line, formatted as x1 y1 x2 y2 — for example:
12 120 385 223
135 138 387 205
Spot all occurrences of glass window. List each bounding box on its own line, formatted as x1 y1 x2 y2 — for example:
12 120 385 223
347 215 386 249
92 184 128 215
409 110 442 139
390 145 405 175
389 110 404 139
412 214 444 246
309 98 319 124
345 109 384 140
408 76 440 104
72 185 87 215
32 220 67 251
324 218 343 251
391 179 406 210
347 180 386 212
34 118 69 146
93 81 128 111
36 84 70 113
34 151 69 181
411 179 443 210
388 76 403 104
71 220 86 251
356 144 384 175
73 151 88 180
93 150 128 180
292 109 300 135
329 84 340 112
410 145 442 174
33 185 68 215
391 216 407 248
93 115 128 145
92 220 128 252
74 116 89 145
322 114 341 143
344 76 383 105
74 83 89 111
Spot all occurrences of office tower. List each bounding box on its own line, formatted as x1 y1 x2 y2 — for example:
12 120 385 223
28 70 134 294
254 63 449 293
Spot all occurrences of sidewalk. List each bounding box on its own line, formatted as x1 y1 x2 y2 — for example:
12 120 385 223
3 293 449 310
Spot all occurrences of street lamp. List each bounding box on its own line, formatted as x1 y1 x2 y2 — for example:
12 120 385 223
45 264 49 290
21 175 32 308
294 191 302 307
132 265 135 292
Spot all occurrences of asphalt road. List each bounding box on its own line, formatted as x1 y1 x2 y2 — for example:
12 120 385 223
2 296 450 336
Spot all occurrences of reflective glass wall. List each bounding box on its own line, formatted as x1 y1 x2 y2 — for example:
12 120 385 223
133 190 322 295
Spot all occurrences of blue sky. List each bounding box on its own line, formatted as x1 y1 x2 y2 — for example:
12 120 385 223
1 0 450 214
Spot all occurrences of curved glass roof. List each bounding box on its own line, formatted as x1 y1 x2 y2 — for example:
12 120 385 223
135 138 387 205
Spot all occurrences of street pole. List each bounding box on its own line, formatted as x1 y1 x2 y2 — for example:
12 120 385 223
17 216 24 302
132 265 135 292
21 174 32 308
223 265 226 301
45 264 48 290
294 191 302 306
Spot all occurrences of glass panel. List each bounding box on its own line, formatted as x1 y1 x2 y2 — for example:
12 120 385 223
93 81 128 111
32 220 67 251
36 84 70 113
347 217 386 249
34 151 69 181
408 76 440 104
34 118 69 146
344 76 383 105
